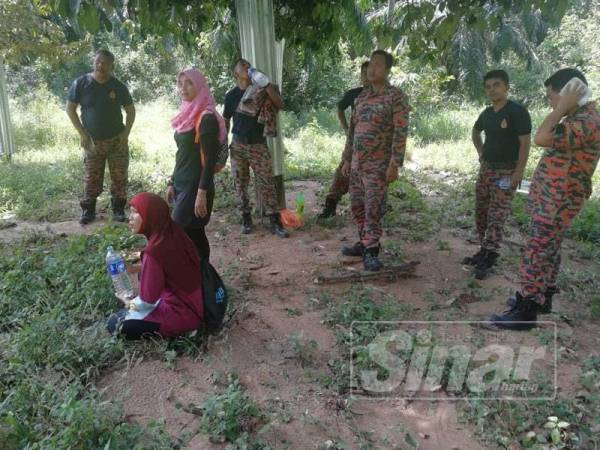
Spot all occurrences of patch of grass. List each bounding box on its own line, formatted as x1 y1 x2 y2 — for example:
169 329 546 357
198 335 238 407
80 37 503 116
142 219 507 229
460 353 600 450
288 331 319 367
197 377 269 447
0 226 176 448
321 286 412 393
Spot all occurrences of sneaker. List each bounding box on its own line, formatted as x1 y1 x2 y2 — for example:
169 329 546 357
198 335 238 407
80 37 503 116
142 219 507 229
270 213 289 238
489 292 538 331
341 241 365 257
462 248 486 266
363 246 382 271
241 213 253 234
318 198 337 219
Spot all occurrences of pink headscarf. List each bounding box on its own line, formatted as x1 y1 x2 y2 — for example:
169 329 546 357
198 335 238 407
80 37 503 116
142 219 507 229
171 69 227 142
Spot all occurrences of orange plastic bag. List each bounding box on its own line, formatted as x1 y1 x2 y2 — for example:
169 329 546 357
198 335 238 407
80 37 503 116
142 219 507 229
280 208 303 229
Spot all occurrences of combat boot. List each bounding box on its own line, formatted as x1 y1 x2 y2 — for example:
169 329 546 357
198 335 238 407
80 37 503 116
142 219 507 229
462 247 486 266
363 246 383 272
112 198 127 222
474 250 499 280
507 287 556 314
341 241 365 257
270 213 289 238
241 213 253 234
489 292 538 331
318 197 338 219
79 199 96 225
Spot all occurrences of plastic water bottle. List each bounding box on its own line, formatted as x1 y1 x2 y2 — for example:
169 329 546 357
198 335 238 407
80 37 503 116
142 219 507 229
497 177 511 190
106 246 133 299
248 68 270 87
296 192 305 219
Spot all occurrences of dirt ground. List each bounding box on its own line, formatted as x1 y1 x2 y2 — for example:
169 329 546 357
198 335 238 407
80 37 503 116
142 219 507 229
4 178 599 449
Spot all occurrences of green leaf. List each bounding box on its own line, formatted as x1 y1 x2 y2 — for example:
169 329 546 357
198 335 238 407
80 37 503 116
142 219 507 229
78 3 100 34
405 432 418 449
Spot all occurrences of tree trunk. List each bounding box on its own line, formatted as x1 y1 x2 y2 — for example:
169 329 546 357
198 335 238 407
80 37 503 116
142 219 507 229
0 55 15 161
235 0 286 214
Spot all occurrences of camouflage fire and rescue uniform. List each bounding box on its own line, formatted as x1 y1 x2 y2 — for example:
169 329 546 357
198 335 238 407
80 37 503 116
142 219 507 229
473 100 532 252
230 142 278 215
67 74 133 208
520 102 600 304
224 83 280 216
82 136 128 204
342 83 410 248
325 87 365 204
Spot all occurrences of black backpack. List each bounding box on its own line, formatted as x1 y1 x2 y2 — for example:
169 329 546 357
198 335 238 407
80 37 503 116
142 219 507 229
201 259 228 333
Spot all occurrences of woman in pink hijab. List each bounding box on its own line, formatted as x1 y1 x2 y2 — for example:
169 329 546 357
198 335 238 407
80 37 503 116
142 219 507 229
166 69 227 261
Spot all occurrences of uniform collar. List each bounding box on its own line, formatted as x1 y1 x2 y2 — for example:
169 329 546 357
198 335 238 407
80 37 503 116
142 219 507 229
366 82 392 95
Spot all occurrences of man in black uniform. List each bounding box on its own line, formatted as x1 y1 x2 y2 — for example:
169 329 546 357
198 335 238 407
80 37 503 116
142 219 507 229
464 70 531 279
319 61 370 218
66 49 135 224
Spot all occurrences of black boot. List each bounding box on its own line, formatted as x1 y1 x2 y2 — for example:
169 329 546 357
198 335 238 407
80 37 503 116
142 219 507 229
111 198 127 222
318 197 337 219
489 292 538 331
474 250 499 280
241 213 253 234
363 246 383 272
270 213 289 238
341 241 365 257
507 287 556 313
79 199 96 225
540 287 557 314
462 248 486 266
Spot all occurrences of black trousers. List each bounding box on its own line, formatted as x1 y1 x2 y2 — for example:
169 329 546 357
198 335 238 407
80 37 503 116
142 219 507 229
172 188 215 261
106 309 160 340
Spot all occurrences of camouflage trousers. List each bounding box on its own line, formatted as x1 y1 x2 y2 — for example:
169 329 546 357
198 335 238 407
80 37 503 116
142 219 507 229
349 158 388 248
325 158 350 203
230 142 278 215
81 135 129 204
520 152 592 304
475 164 515 251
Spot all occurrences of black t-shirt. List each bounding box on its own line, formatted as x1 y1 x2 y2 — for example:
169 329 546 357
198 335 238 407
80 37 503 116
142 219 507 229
474 100 532 164
337 86 364 111
223 86 265 144
173 114 219 192
67 74 133 140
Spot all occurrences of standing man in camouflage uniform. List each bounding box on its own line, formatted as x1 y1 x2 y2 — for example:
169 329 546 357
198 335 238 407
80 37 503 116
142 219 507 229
66 49 135 224
319 61 370 218
464 70 532 279
340 50 410 271
490 68 600 330
223 58 288 238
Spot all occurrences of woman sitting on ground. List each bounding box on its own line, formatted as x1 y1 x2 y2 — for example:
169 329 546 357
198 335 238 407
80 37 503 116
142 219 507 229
107 192 204 340
167 68 228 261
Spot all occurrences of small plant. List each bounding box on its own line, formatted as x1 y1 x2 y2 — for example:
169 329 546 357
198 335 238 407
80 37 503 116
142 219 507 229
198 378 265 444
288 331 319 367
436 240 450 251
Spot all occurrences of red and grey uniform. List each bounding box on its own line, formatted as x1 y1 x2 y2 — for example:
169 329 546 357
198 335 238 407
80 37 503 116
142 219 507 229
520 102 600 304
474 100 532 251
342 83 410 248
325 86 364 203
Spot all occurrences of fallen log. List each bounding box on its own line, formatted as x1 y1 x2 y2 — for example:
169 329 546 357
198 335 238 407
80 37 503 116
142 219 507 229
315 261 420 284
